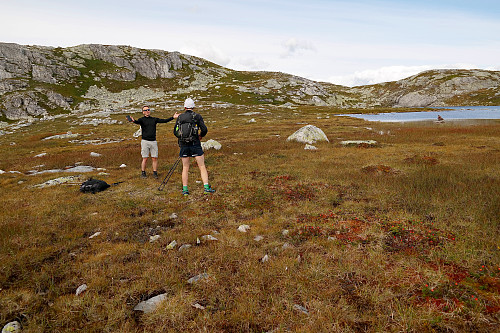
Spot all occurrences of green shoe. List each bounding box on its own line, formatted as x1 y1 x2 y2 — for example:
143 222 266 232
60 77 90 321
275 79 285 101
182 189 190 196
203 186 215 194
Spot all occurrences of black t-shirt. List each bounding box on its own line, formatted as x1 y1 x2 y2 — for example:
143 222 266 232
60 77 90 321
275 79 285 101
134 116 173 141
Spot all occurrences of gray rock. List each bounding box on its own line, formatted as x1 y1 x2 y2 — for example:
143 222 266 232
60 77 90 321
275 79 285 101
166 240 177 249
201 139 222 151
293 304 309 315
2 321 21 333
238 224 250 232
149 235 161 243
178 244 192 251
287 125 329 144
187 273 209 284
304 144 317 150
33 175 82 188
75 284 87 296
133 293 168 313
339 140 377 147
42 132 79 140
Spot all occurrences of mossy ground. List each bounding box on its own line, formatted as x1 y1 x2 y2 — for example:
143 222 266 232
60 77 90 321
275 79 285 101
0 105 499 332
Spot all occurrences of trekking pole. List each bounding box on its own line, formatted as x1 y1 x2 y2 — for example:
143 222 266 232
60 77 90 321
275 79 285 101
158 156 181 191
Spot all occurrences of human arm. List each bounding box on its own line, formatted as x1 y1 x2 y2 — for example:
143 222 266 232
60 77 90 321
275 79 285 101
157 117 174 123
197 114 208 138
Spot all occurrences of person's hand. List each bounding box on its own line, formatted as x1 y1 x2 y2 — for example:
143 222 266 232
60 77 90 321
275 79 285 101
173 112 180 119
199 135 202 141
129 116 135 122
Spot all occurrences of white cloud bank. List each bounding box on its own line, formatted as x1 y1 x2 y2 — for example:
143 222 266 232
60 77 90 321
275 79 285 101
327 64 498 87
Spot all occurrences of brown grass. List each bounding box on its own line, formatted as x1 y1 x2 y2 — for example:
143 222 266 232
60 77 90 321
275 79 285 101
0 106 499 332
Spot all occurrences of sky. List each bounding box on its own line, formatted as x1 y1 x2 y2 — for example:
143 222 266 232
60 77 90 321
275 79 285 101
2 0 500 86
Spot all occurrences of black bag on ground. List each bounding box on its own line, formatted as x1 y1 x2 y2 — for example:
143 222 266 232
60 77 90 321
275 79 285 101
174 112 198 144
80 178 110 193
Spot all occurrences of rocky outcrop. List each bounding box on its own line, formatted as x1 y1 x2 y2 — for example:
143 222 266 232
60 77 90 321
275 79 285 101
353 69 500 107
1 42 499 120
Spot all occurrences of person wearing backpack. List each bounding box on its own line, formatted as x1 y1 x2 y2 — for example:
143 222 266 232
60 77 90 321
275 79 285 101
128 106 179 179
174 98 215 195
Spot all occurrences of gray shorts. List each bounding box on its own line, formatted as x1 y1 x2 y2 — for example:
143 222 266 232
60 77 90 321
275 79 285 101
141 140 158 158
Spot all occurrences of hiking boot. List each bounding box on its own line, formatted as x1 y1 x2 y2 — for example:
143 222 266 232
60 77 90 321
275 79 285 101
141 171 147 178
203 186 216 194
182 189 190 196
153 171 158 179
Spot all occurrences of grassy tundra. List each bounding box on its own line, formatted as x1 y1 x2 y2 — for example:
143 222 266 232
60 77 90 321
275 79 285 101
0 104 498 332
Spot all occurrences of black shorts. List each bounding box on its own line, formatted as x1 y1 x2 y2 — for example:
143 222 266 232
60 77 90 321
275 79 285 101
179 144 204 157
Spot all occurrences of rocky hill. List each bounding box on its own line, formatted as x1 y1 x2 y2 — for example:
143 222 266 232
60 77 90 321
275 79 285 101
1 42 499 120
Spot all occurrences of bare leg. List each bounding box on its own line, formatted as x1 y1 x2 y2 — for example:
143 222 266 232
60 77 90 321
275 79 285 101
141 158 148 171
195 155 209 184
182 157 191 186
152 157 158 172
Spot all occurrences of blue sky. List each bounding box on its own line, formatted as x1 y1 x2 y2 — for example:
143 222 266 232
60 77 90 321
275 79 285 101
2 0 499 86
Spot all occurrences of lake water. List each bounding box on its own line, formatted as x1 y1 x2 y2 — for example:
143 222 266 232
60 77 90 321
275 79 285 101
337 106 500 122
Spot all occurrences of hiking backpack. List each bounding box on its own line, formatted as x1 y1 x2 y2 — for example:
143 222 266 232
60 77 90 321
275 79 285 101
174 112 198 144
80 178 110 194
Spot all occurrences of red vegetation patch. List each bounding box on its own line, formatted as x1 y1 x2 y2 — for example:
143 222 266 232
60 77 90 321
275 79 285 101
270 175 318 201
361 164 398 174
404 154 439 165
381 219 455 253
289 225 324 242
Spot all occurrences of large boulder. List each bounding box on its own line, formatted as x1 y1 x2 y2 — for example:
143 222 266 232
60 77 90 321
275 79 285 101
287 125 329 144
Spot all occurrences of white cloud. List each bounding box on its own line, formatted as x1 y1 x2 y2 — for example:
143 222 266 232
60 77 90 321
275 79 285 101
179 43 231 67
281 38 316 58
327 63 482 87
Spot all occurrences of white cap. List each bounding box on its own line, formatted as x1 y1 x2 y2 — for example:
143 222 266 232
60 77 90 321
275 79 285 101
184 98 195 109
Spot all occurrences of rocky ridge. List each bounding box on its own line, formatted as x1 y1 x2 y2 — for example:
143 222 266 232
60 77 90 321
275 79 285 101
1 42 499 120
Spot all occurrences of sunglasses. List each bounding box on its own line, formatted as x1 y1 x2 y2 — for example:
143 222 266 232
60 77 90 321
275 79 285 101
143 109 150 111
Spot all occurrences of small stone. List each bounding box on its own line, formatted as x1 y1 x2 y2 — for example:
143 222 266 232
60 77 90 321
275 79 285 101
293 304 309 315
282 229 289 236
178 244 192 251
169 213 178 219
75 284 87 296
196 237 201 245
187 273 209 284
238 224 250 232
282 242 293 249
89 232 101 239
2 321 21 333
166 240 177 249
90 152 102 157
201 235 218 241
192 303 205 310
149 235 161 243
119 164 127 168
254 235 264 242
261 254 269 263
339 140 377 147
133 293 168 313
304 144 317 150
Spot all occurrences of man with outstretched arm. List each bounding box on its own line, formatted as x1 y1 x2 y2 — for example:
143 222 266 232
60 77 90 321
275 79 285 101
128 106 179 179
174 98 215 195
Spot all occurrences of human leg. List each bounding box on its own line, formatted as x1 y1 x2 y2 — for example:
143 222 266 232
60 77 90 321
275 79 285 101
152 157 158 172
141 158 148 171
195 155 215 193
181 157 191 186
194 155 209 184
